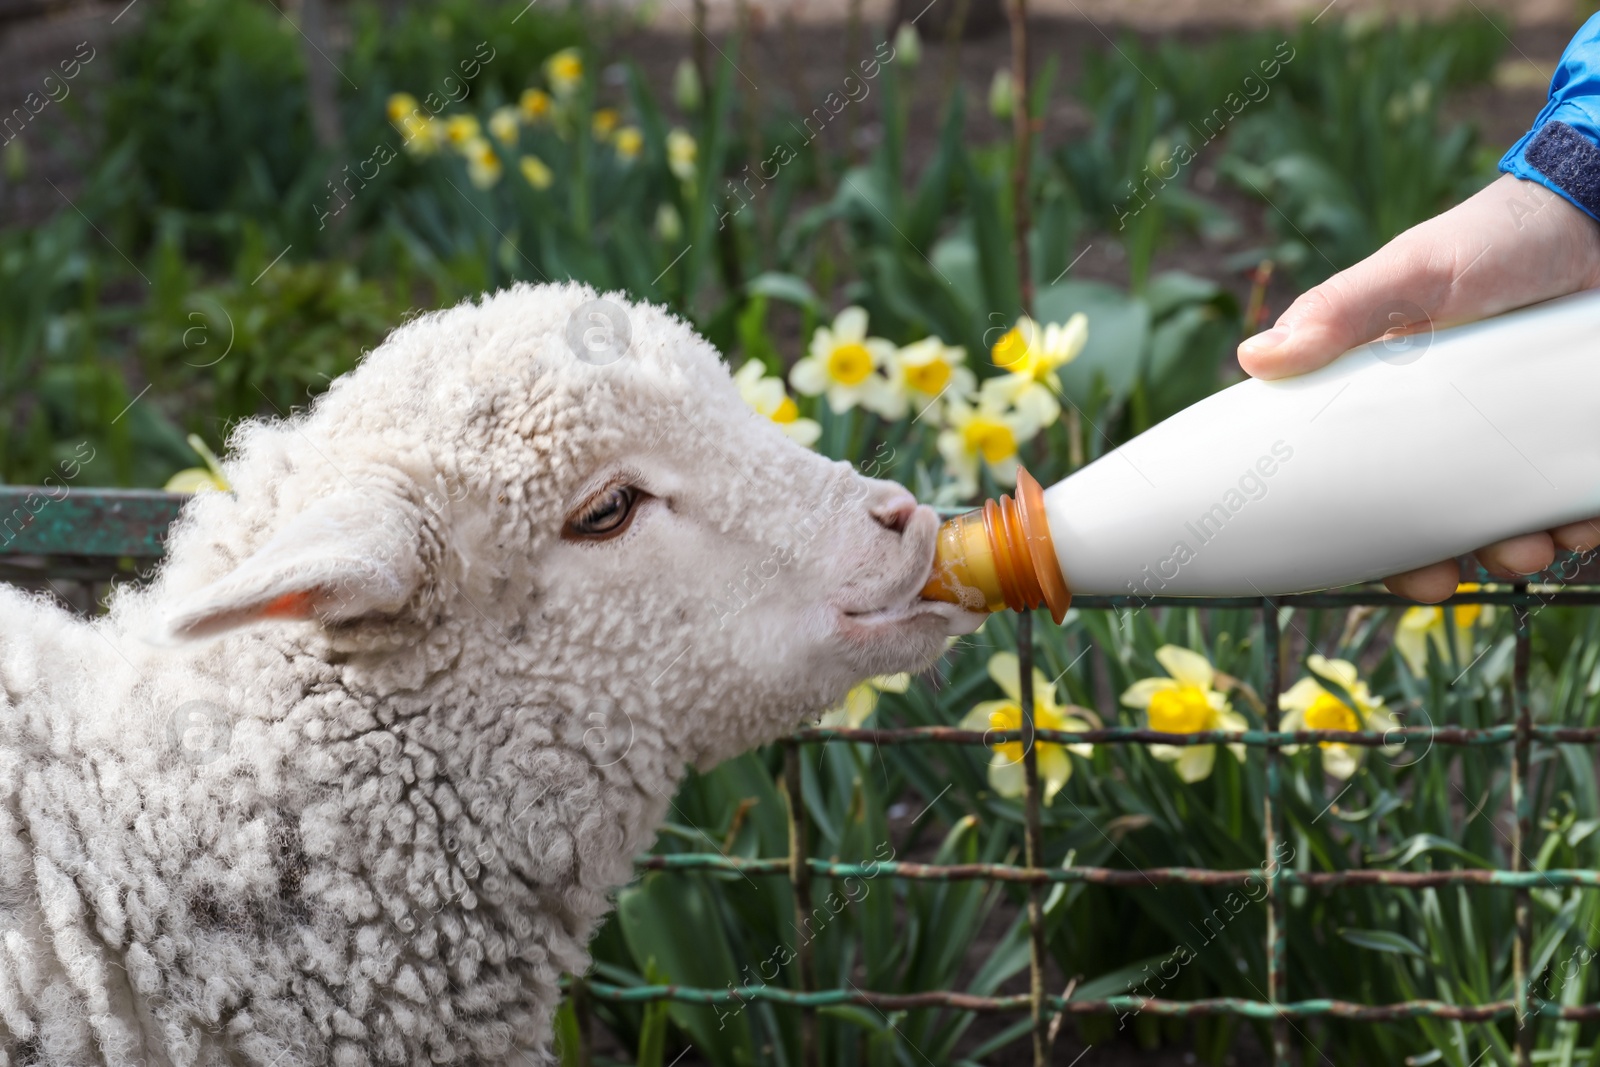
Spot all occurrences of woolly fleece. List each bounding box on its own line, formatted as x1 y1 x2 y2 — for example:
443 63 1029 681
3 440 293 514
0 283 979 1067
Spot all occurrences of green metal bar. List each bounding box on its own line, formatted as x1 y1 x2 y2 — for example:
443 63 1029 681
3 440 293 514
1017 612 1048 1067
798 724 1600 747
637 854 1600 888
1513 584 1534 1066
783 742 817 1067
575 981 1600 1023
0 488 186 558
1262 599 1290 1064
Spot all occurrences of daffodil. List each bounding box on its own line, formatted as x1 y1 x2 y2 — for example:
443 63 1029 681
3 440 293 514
1279 655 1399 780
463 137 502 188
789 307 897 415
655 202 683 242
1394 583 1497 675
734 359 821 447
163 434 231 494
666 128 697 182
614 125 643 162
488 106 520 146
873 336 975 421
519 154 554 190
444 114 482 150
959 652 1093 804
386 92 418 124
935 392 1036 499
592 108 620 140
395 113 440 156
545 47 584 97
819 674 909 728
1121 645 1248 784
519 87 553 122
984 313 1087 430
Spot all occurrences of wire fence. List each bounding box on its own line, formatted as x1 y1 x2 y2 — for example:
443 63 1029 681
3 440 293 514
6 488 1596 1067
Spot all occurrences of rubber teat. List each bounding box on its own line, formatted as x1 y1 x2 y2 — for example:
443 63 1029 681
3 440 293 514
919 467 1072 624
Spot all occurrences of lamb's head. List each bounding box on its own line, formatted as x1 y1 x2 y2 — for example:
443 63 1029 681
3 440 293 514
156 282 983 766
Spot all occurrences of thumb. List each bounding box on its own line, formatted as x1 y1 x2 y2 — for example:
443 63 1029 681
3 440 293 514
1236 237 1447 380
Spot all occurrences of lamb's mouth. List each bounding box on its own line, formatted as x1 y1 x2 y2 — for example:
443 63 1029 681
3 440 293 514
840 596 986 636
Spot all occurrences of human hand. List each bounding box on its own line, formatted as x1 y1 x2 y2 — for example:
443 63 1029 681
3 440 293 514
1236 174 1600 603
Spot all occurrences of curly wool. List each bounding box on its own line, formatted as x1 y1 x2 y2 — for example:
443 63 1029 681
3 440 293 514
0 283 969 1066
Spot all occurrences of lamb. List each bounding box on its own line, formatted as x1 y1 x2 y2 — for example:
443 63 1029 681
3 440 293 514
0 282 983 1067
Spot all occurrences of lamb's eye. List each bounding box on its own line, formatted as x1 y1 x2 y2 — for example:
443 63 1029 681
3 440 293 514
564 485 641 540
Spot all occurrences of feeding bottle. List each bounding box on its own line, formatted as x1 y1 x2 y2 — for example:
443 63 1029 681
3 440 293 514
921 290 1600 623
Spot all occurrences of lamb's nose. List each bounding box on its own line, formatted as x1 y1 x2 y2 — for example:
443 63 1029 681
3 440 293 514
870 489 919 535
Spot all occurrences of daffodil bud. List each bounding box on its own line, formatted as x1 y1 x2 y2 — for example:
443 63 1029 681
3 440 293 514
988 70 1015 122
674 58 703 113
893 23 921 67
655 202 683 242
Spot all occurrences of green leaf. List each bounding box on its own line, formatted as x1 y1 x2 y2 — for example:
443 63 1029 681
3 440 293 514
1338 928 1428 959
1034 279 1151 410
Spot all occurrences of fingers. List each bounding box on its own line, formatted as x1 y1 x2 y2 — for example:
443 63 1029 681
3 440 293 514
1238 238 1447 380
1474 531 1556 579
1553 517 1600 554
1238 174 1600 381
1383 560 1461 604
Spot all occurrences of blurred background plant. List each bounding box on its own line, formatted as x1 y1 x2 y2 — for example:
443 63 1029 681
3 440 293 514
7 0 1600 1061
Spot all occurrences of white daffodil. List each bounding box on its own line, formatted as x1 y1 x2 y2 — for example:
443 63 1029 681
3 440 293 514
874 336 974 422
959 651 1094 804
982 312 1087 430
935 392 1037 500
789 306 897 415
733 359 821 447
1394 583 1497 675
1280 655 1399 780
819 674 910 729
1121 645 1248 784
488 106 520 147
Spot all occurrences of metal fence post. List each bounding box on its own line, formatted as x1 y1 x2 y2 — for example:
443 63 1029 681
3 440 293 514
784 740 818 1067
1512 581 1534 1067
1017 611 1049 1067
1262 598 1291 1065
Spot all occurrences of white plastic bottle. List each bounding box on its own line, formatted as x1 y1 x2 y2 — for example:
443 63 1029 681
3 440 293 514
922 290 1600 622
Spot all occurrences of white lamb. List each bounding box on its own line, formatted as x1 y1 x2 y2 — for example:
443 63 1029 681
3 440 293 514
0 282 983 1067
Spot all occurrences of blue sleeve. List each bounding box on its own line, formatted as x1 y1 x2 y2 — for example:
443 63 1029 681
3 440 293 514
1500 13 1600 223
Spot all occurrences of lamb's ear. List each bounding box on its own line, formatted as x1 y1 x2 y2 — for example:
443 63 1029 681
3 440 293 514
166 489 428 641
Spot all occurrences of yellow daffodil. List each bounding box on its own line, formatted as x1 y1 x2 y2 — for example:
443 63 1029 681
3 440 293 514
545 47 584 97
394 113 440 156
163 434 231 494
592 108 620 140
789 306 897 415
1121 645 1247 784
463 137 501 188
518 154 554 190
935 392 1036 499
444 114 482 150
614 125 643 162
1279 655 1399 780
872 336 975 422
984 312 1088 430
386 92 418 124
819 674 909 729
734 359 821 447
1394 583 1497 675
519 87 553 122
959 651 1094 804
488 106 520 146
666 128 697 182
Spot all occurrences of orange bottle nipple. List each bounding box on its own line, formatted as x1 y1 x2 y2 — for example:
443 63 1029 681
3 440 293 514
919 467 1073 624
